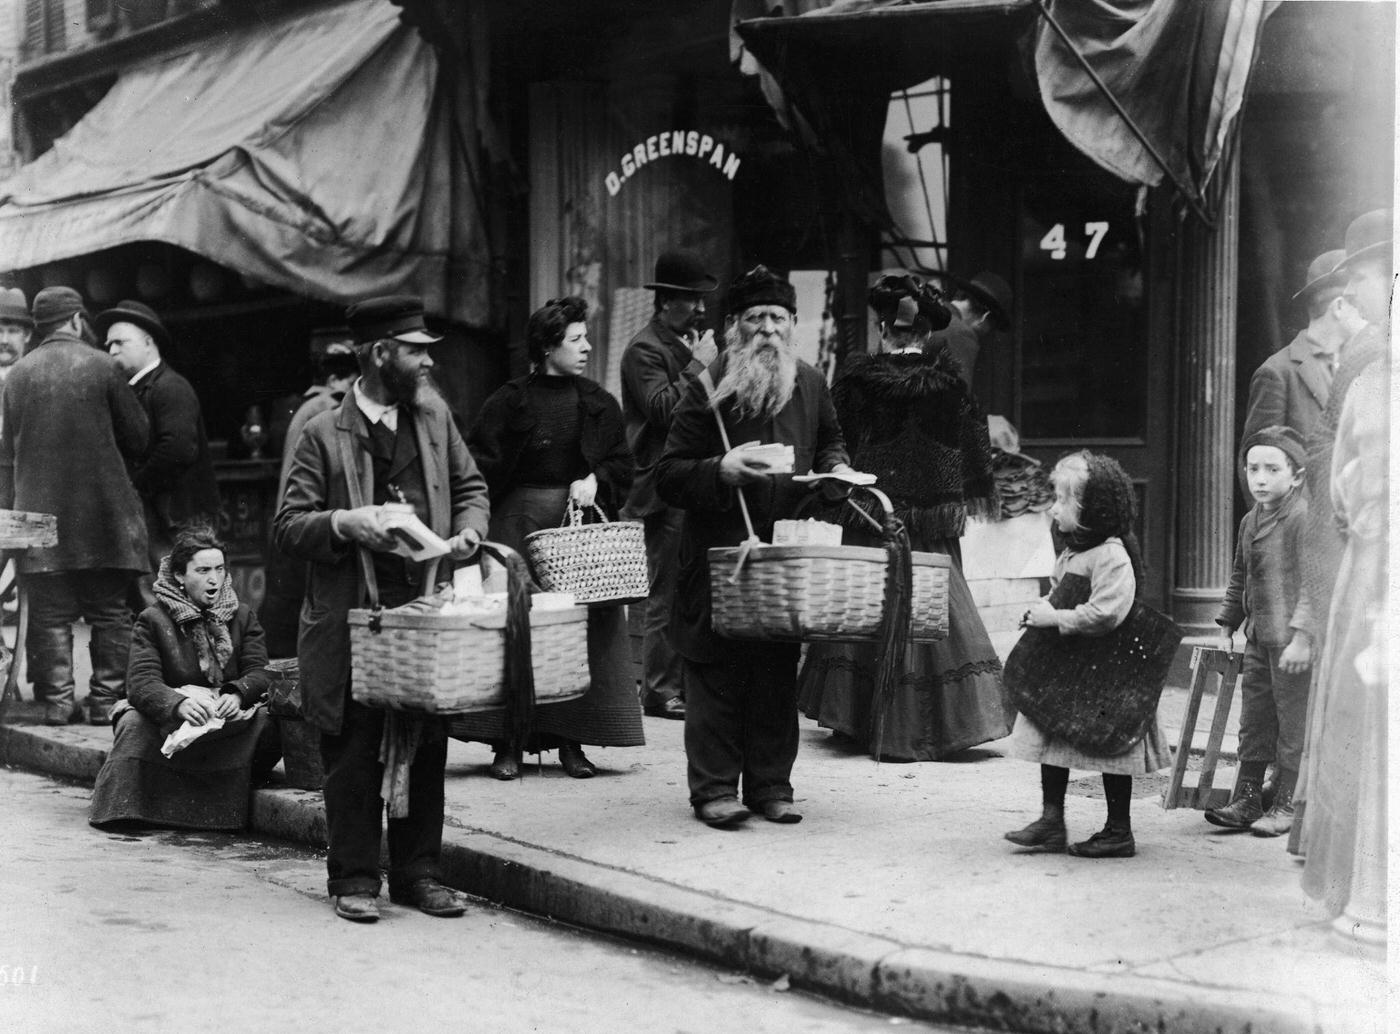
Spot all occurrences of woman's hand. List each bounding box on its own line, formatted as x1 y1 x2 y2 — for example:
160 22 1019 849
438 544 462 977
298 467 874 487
214 693 242 720
569 474 598 509
176 696 214 726
1022 599 1058 629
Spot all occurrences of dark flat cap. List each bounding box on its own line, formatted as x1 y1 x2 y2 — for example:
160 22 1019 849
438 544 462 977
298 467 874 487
727 265 796 315
32 286 87 327
1243 424 1306 472
95 300 170 350
346 295 441 345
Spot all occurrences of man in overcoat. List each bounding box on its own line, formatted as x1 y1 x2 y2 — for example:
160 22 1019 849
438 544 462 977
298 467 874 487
98 300 221 604
619 250 720 720
1239 249 1365 495
0 287 150 725
656 265 851 829
275 296 489 923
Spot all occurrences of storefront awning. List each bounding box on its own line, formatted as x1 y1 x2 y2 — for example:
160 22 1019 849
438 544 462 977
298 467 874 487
0 0 492 326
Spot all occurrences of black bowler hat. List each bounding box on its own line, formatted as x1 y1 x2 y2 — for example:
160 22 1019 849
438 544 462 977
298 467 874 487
31 286 87 327
0 288 32 327
959 271 1013 330
95 299 171 350
1291 249 1347 303
644 250 718 293
727 264 797 315
345 295 441 345
1336 209 1393 270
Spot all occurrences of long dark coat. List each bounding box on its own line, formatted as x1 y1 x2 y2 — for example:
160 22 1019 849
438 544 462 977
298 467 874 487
273 390 491 734
0 329 150 573
127 602 271 729
619 317 705 518
655 357 848 663
130 361 221 532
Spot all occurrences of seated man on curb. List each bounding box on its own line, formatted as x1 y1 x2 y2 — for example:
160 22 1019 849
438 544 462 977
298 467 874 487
656 265 851 829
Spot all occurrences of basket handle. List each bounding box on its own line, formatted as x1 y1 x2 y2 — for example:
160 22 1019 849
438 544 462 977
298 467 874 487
561 499 609 528
476 540 538 749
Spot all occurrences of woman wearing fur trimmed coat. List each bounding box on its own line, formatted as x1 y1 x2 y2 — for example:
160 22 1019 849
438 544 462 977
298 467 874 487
798 276 1012 760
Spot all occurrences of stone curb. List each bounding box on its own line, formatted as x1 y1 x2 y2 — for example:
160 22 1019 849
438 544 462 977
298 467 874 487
3 723 1313 1034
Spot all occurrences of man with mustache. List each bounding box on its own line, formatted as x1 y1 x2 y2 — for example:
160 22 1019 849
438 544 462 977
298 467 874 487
656 265 852 828
275 295 489 923
620 250 720 721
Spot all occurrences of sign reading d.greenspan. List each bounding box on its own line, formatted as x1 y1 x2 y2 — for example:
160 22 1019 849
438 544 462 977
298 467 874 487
606 131 741 196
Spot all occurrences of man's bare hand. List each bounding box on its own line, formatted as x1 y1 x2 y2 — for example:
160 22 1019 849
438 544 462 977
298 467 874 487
336 505 397 551
689 328 718 367
719 444 773 486
445 529 481 561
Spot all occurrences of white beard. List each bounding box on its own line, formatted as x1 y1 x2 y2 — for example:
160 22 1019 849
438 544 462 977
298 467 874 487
711 322 797 420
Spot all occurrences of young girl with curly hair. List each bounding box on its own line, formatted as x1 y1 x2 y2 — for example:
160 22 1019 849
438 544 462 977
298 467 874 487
1003 451 1171 858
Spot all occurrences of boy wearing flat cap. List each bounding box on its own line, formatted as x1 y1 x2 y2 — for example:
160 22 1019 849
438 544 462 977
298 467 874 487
1209 425 1313 837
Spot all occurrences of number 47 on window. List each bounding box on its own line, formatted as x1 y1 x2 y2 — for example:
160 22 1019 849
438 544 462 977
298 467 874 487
1040 222 1109 261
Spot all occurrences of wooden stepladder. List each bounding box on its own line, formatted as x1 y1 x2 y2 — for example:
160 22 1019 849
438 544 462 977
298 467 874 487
0 509 60 724
1161 646 1243 810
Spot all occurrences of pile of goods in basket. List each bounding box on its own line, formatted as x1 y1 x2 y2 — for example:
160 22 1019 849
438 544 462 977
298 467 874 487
990 448 1055 519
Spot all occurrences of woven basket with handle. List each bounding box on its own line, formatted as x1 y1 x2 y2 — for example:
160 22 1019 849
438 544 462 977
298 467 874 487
523 501 648 605
708 486 950 643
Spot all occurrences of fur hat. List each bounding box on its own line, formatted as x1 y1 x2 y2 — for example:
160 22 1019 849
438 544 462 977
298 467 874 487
727 265 796 315
1243 425 1306 472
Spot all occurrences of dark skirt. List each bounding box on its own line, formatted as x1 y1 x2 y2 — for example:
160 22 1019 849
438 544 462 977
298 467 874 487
451 485 644 749
89 707 276 831
797 536 1012 761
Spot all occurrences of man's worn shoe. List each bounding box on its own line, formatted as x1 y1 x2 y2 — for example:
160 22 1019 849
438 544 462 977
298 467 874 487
390 879 466 918
643 697 686 720
558 742 597 779
488 750 521 781
757 800 803 824
1003 817 1067 853
1250 802 1295 838
695 797 750 829
42 702 81 726
334 893 380 923
1204 782 1264 829
1067 826 1136 858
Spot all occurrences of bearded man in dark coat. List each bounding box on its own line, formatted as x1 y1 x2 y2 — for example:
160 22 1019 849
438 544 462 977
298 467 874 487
656 265 851 829
0 287 150 725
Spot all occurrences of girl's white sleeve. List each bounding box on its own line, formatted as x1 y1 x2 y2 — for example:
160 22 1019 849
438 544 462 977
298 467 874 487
1054 545 1135 635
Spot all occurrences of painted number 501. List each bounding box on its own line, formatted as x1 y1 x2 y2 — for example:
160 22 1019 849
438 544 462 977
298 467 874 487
1039 221 1110 260
0 966 38 985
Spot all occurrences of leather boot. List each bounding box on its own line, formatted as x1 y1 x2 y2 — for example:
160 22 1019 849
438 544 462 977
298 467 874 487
1250 769 1297 838
1205 780 1264 829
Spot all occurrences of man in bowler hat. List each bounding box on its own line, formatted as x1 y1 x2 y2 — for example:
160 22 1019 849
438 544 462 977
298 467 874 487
98 300 221 605
619 250 721 720
275 295 489 923
0 286 150 724
656 265 851 828
0 287 33 385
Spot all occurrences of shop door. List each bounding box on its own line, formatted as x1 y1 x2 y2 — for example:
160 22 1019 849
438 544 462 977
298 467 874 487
1011 174 1173 609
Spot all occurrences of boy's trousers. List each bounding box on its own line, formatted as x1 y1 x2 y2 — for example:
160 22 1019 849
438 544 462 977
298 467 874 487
1238 639 1311 771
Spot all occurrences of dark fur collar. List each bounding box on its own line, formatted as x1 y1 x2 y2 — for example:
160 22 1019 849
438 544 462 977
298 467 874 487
839 350 967 402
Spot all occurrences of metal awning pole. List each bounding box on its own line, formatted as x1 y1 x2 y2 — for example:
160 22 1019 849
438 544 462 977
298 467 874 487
1034 0 1214 227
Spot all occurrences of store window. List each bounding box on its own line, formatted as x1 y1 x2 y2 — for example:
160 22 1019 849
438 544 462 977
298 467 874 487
1016 176 1147 441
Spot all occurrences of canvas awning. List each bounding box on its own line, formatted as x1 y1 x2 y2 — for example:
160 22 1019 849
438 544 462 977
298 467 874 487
0 0 492 326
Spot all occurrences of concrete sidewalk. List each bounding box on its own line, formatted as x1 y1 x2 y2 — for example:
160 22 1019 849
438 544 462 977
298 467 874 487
1 690 1384 1034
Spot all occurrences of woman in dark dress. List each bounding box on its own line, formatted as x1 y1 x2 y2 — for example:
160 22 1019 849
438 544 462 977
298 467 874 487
450 296 643 779
90 525 278 830
798 274 1011 760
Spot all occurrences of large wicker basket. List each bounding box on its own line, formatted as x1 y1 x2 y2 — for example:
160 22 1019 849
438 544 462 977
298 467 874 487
709 543 950 643
348 604 589 714
524 502 648 605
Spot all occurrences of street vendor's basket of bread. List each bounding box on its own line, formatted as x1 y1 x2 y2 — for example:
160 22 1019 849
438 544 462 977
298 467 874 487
348 542 589 714
523 500 648 605
709 485 950 643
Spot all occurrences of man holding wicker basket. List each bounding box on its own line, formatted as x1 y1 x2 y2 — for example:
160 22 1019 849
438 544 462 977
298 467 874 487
275 296 490 923
656 265 853 829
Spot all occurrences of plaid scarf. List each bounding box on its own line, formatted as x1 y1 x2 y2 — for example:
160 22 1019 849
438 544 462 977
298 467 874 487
153 556 238 686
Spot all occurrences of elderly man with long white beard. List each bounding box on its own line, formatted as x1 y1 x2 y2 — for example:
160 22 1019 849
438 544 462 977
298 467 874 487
656 265 853 829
